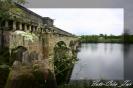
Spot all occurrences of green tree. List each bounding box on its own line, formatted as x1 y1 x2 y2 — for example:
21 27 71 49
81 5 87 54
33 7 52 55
104 34 107 39
99 34 104 37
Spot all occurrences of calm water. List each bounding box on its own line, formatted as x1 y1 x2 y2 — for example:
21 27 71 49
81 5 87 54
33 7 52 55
71 43 125 80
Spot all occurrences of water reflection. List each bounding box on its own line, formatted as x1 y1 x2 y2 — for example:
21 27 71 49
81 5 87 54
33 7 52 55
71 43 124 80
124 44 133 80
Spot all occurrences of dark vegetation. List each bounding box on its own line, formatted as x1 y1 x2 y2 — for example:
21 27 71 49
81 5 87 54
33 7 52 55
124 35 133 43
0 47 10 88
0 68 9 88
80 34 133 43
54 41 77 85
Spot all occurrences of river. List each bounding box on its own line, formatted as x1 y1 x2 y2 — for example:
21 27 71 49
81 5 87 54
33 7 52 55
71 43 133 81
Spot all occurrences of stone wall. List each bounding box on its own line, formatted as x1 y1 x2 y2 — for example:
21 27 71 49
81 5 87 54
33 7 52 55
5 29 79 88
9 30 43 62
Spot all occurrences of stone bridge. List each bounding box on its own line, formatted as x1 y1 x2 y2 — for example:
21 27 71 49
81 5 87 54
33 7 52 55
0 4 79 88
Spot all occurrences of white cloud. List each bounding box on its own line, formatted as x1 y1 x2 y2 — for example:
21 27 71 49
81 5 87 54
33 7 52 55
28 8 124 35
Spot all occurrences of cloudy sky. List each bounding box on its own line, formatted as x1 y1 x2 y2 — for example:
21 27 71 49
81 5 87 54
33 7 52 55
29 8 123 35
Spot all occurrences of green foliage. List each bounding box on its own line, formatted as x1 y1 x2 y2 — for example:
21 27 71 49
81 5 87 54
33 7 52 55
14 0 27 4
80 35 98 43
54 41 77 85
80 34 133 43
0 68 10 88
80 34 124 43
0 47 10 65
124 35 133 43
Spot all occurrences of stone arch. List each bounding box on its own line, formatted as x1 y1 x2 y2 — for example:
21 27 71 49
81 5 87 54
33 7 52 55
10 46 30 66
54 41 67 48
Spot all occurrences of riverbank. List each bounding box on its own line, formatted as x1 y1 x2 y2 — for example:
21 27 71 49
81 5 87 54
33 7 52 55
79 35 133 43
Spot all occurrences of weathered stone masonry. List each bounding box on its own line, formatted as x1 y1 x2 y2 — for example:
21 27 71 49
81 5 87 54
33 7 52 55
0 3 79 87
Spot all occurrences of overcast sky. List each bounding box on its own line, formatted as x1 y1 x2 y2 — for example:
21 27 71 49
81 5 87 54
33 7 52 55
29 8 123 35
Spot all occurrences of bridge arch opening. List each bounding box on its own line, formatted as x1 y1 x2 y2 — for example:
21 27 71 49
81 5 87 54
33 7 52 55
10 46 28 65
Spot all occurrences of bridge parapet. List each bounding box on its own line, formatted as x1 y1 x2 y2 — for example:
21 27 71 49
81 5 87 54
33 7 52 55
0 3 74 37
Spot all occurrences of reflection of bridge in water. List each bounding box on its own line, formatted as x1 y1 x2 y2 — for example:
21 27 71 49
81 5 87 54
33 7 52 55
0 3 79 88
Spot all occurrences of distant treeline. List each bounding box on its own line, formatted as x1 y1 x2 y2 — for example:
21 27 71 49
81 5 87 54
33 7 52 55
79 34 133 43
